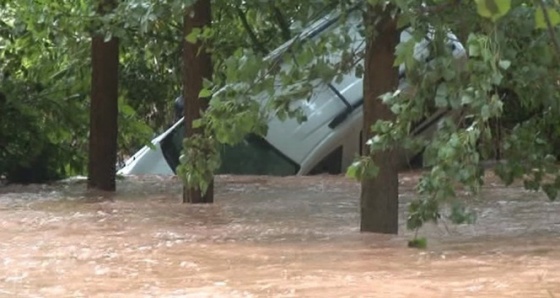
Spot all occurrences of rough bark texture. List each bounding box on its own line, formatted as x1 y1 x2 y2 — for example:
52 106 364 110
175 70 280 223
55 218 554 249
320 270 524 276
360 5 400 234
182 0 214 203
87 1 119 191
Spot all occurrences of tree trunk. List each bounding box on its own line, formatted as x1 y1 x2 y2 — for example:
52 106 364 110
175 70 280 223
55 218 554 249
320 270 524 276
87 0 119 191
182 0 214 204
360 5 400 234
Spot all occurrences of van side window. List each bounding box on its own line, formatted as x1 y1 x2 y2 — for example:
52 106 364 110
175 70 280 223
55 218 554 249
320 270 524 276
308 146 343 175
161 126 299 176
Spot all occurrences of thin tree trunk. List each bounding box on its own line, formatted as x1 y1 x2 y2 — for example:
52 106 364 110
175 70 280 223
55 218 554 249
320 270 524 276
88 0 119 191
360 4 400 234
182 0 214 204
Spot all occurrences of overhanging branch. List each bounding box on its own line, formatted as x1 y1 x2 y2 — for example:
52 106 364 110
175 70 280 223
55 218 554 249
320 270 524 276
235 6 268 54
537 0 560 60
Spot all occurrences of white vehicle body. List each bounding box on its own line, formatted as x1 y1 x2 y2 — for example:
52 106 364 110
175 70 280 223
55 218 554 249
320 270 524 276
118 8 466 176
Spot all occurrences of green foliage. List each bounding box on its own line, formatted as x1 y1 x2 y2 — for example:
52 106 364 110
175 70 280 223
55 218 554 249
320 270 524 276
475 0 511 21
345 0 560 239
4 0 560 246
0 0 161 182
170 0 560 231
177 1 362 192
449 201 477 224
407 237 427 249
177 134 220 195
346 157 379 181
0 0 91 181
407 197 440 231
2 0 336 182
535 5 560 29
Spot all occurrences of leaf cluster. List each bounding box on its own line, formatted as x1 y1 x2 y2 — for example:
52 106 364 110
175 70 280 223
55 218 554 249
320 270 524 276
347 0 560 240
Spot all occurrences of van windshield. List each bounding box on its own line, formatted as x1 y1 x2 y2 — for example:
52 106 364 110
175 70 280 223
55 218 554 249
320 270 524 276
160 124 299 176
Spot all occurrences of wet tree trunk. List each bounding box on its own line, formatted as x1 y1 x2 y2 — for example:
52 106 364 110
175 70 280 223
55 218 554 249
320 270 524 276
87 0 119 191
182 0 214 203
360 5 400 234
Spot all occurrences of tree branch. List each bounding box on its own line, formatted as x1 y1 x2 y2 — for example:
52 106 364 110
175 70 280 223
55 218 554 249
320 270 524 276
271 5 291 41
235 6 268 54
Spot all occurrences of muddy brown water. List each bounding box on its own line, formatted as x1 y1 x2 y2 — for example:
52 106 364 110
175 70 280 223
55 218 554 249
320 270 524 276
0 173 559 297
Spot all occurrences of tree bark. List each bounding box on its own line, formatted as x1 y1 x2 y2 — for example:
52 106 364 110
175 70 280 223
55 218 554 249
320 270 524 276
87 0 119 191
182 0 214 204
360 5 400 234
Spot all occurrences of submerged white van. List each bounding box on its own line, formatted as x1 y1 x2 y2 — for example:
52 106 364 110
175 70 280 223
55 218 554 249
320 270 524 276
118 8 466 176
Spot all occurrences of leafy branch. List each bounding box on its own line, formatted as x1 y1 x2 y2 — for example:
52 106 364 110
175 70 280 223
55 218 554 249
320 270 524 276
536 0 560 59
235 5 268 54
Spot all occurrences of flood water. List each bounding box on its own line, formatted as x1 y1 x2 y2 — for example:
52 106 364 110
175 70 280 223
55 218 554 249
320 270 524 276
0 173 559 297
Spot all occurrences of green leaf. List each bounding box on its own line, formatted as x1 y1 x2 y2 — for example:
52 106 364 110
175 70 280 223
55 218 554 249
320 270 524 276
535 7 560 29
198 88 212 98
461 94 473 105
119 103 136 117
185 28 201 43
474 0 511 22
346 157 379 181
468 42 480 57
192 119 203 129
435 84 449 108
498 60 511 70
346 161 361 180
480 105 491 120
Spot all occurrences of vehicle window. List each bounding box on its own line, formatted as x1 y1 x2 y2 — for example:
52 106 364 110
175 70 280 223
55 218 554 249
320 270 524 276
308 146 342 175
161 125 299 176
220 135 299 176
